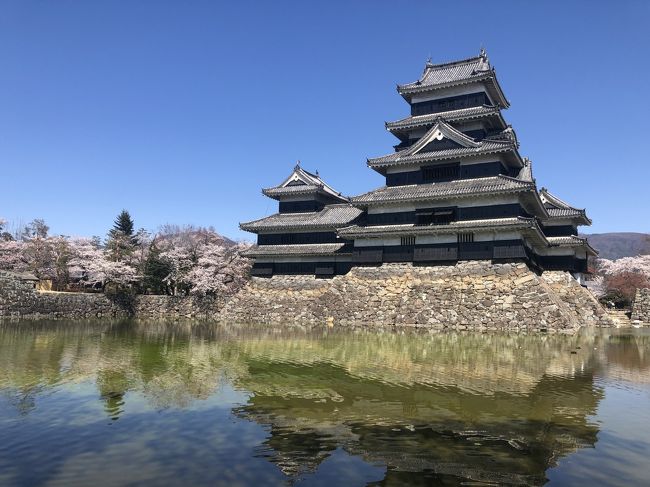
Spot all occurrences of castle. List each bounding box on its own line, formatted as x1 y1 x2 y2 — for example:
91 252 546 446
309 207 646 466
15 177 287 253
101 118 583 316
240 50 595 283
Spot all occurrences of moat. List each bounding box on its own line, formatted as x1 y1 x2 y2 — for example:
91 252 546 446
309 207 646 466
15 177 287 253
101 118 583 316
1 321 649 486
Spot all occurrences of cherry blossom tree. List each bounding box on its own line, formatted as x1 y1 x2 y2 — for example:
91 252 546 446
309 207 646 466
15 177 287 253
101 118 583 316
68 238 138 289
0 239 28 273
154 226 251 296
185 241 251 296
596 254 650 306
1 218 251 296
597 255 650 278
587 275 606 299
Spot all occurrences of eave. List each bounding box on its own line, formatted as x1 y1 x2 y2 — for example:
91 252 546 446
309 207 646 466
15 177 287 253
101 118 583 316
397 71 510 109
546 235 598 256
385 106 507 136
367 145 524 175
351 175 536 208
241 243 350 258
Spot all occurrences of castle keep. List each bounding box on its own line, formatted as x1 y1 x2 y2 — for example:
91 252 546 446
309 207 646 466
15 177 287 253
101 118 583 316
241 51 595 282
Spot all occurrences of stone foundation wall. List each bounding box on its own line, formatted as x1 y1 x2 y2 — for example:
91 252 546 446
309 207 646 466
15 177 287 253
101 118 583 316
220 261 613 332
540 271 613 327
0 271 222 320
632 288 650 323
2 265 614 332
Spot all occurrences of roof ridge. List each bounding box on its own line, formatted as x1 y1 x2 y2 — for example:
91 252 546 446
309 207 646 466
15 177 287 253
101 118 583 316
422 54 483 70
497 173 535 186
540 188 582 210
265 164 347 200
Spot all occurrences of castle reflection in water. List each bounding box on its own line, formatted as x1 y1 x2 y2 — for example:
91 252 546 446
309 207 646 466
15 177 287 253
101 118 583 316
1 321 649 485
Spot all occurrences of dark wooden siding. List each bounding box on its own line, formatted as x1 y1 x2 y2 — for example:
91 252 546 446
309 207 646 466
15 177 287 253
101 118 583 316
279 200 324 213
365 204 527 226
493 243 527 259
353 240 528 265
540 225 578 237
540 256 588 273
257 232 339 245
353 248 384 264
250 243 585 275
411 92 490 116
385 161 508 186
265 262 353 276
278 194 345 214
414 246 458 262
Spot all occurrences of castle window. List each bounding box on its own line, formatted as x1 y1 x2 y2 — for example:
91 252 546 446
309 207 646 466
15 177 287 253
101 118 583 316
422 163 460 182
401 236 415 246
416 207 456 225
457 233 474 243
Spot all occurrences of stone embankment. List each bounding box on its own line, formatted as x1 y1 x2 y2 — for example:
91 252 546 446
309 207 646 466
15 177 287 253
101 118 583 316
0 271 221 320
220 261 613 332
2 264 613 331
632 288 650 324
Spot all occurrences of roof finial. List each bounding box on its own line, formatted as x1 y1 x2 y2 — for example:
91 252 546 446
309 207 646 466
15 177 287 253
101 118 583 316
315 169 319 176
294 160 301 171
475 46 490 73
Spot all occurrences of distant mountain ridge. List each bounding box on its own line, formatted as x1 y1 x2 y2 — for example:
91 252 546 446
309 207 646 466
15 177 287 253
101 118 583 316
580 232 650 260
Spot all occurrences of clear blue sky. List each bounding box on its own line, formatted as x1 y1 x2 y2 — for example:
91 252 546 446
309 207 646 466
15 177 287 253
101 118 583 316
1 0 649 240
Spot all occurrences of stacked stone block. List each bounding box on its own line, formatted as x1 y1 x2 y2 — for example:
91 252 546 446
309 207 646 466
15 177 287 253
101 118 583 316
220 262 613 332
632 289 650 323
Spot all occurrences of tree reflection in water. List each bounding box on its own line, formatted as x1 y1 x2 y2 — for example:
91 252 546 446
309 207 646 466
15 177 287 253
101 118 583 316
0 321 649 485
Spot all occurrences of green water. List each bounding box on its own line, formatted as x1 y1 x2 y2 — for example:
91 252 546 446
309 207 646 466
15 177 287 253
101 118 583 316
0 321 649 486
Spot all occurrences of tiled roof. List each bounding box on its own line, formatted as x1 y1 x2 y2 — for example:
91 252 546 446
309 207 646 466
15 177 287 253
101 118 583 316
547 208 583 218
540 188 591 225
241 243 349 257
368 133 517 169
386 105 504 132
547 235 587 246
262 184 326 197
338 217 535 238
240 204 363 233
352 175 534 206
399 55 490 91
396 50 509 107
547 235 598 256
262 165 347 201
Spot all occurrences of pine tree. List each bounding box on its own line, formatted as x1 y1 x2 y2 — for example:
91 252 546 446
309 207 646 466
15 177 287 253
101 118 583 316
111 210 134 237
107 210 136 261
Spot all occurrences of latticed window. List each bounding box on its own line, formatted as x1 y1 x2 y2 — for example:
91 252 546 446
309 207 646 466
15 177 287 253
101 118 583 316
401 236 415 246
457 233 474 243
421 163 460 182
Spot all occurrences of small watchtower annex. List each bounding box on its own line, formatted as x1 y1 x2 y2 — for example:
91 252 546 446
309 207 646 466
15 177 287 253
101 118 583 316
240 50 595 281
241 165 362 276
